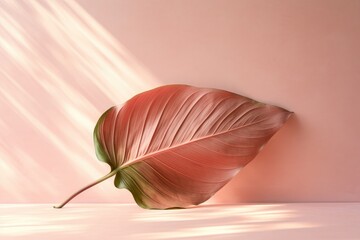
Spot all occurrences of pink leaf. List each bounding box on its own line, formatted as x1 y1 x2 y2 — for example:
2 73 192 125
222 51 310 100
55 85 292 209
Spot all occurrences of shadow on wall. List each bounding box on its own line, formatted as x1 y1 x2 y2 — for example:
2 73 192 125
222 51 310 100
212 114 301 203
0 0 158 203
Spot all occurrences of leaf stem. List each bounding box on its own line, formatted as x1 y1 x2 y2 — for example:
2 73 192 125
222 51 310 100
53 169 118 209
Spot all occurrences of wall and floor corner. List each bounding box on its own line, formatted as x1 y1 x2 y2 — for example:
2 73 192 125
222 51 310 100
1 0 360 205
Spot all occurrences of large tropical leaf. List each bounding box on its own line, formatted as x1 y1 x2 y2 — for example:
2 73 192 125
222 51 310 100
55 85 292 209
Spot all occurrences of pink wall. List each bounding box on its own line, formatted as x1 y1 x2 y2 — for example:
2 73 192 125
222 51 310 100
1 0 360 203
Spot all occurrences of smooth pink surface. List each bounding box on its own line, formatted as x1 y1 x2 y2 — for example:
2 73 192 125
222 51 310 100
1 203 360 239
1 0 360 204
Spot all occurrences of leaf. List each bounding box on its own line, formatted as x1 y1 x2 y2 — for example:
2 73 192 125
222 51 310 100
55 85 292 209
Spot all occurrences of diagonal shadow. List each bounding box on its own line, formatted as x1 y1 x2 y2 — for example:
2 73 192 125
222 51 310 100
0 0 158 203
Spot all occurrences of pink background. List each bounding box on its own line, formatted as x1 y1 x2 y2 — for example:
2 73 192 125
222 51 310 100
1 0 359 204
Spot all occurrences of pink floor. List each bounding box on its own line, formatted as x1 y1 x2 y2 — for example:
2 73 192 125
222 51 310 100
1 203 359 239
